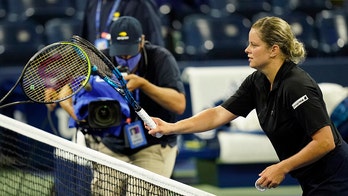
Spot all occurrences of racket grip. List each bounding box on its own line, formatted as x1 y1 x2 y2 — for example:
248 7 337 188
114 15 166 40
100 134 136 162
136 109 163 138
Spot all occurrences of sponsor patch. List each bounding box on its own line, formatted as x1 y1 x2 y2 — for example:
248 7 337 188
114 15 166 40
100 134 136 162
292 95 309 109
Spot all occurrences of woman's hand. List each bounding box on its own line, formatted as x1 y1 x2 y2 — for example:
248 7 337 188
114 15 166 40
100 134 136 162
256 162 287 189
146 117 173 137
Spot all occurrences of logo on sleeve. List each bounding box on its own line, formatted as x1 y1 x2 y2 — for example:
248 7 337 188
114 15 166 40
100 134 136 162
292 95 309 109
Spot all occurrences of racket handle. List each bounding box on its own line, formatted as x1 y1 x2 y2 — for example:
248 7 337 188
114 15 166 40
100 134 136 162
136 109 163 138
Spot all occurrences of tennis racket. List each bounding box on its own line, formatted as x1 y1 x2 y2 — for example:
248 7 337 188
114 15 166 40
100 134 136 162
70 35 162 138
0 42 91 109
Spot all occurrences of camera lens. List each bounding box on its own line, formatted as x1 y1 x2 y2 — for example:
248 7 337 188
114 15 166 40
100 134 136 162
98 105 110 117
88 100 122 128
94 104 115 126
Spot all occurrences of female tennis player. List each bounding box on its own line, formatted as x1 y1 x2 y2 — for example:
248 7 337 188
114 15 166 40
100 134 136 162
147 16 348 196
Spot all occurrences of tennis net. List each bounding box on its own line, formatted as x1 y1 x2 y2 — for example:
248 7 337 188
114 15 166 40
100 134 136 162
0 114 215 196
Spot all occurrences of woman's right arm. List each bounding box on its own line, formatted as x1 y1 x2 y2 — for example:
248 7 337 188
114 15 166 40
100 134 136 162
148 105 237 136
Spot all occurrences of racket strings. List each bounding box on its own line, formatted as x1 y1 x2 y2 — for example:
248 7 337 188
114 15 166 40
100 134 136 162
71 36 114 78
22 43 90 103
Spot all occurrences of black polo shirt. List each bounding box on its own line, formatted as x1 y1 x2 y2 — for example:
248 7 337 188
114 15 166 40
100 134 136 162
222 61 342 177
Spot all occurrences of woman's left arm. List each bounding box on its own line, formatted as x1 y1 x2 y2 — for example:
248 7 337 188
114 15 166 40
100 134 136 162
257 125 335 188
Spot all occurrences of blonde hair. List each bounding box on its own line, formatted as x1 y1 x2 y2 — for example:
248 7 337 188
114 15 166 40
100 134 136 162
252 16 306 64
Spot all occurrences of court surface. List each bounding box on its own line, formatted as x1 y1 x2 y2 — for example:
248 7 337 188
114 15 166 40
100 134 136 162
194 184 302 196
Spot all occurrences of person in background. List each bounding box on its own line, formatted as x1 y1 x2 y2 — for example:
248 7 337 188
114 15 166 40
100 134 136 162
147 16 348 196
81 0 164 50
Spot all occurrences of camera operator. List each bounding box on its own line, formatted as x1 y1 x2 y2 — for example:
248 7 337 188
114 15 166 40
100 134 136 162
93 16 185 179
